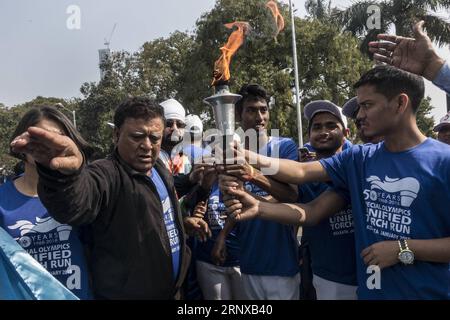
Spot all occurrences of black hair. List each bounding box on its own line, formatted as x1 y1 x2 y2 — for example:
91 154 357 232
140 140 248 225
235 84 270 118
9 105 90 161
354 65 424 113
114 96 165 129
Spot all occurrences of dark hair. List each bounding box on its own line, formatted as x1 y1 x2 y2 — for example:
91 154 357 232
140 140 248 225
9 105 90 161
114 96 165 129
354 65 425 113
236 84 270 117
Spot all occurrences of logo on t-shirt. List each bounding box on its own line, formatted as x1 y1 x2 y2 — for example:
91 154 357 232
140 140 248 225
365 176 420 207
207 195 226 230
8 216 72 248
363 176 420 239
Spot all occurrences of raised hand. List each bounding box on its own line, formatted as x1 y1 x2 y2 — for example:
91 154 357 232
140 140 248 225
222 187 260 222
183 202 212 242
368 20 445 81
11 126 83 175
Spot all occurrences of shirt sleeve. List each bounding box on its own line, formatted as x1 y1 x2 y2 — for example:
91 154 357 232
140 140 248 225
319 147 354 193
432 62 450 96
279 138 299 161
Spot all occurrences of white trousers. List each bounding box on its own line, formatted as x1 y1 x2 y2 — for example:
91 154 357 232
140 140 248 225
312 274 357 300
196 260 247 300
241 273 300 300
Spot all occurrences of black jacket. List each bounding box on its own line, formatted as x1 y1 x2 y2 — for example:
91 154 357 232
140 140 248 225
37 151 190 299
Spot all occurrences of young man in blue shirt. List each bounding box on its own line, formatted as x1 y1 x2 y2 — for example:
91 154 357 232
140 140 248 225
300 100 357 299
213 84 301 300
222 66 450 299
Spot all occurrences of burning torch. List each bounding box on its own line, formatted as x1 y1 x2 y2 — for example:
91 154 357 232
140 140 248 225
203 22 250 165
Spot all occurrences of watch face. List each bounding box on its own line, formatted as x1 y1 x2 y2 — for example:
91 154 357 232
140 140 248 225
399 250 414 264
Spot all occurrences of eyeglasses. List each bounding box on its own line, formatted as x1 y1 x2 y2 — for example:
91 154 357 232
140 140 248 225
166 119 186 129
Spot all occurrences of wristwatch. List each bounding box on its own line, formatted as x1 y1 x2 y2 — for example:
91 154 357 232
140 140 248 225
398 239 414 265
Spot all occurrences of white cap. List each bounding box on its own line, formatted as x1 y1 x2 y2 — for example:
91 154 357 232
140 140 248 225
159 98 186 123
185 114 203 134
433 111 450 132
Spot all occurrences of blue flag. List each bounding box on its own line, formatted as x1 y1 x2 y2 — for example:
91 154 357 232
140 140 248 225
0 227 78 300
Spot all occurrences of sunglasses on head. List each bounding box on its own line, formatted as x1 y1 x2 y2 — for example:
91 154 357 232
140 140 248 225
166 119 186 129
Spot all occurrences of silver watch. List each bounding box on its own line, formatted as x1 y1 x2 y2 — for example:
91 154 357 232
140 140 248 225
398 239 414 265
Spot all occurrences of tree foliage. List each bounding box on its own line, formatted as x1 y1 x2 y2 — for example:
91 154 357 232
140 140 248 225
332 0 450 55
0 0 441 173
0 97 70 174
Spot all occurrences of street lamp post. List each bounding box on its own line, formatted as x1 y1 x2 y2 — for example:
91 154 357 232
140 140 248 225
55 103 76 129
289 0 304 147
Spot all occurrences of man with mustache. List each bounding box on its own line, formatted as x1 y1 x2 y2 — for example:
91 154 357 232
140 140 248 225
11 97 191 299
342 97 384 144
221 66 450 299
159 98 191 175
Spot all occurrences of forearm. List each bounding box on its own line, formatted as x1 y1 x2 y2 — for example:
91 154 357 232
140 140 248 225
258 201 306 225
248 149 329 185
425 55 446 82
257 190 347 226
250 169 298 202
37 162 109 225
222 217 237 237
409 237 450 263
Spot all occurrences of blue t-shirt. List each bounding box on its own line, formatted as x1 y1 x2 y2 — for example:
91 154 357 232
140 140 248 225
149 168 181 281
432 62 450 95
0 180 91 299
196 183 240 267
182 145 209 166
238 137 300 277
300 182 357 286
320 139 450 299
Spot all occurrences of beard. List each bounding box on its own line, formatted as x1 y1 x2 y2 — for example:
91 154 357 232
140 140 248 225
312 140 341 155
163 132 183 150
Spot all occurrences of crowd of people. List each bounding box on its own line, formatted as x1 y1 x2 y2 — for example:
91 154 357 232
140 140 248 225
1 21 449 300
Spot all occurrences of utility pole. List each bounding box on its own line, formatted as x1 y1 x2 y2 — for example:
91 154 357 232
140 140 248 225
289 0 304 147
55 103 76 129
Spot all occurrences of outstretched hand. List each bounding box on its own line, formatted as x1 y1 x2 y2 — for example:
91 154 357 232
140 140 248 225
219 180 260 222
368 20 445 81
11 126 83 175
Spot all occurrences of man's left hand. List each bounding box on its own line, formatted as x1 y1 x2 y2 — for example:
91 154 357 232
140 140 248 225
361 241 399 269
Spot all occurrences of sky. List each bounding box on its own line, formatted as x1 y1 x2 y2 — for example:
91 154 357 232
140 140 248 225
0 0 448 122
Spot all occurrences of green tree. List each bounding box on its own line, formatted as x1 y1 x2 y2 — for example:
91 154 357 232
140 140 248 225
0 97 73 174
305 0 333 21
140 31 197 104
181 0 371 140
332 0 441 135
416 97 436 137
76 31 196 157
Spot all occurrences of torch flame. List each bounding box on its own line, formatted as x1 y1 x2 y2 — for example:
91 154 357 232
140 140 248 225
212 21 250 86
266 0 285 41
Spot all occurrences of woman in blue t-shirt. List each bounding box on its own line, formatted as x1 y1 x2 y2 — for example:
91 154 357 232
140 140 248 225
0 105 92 299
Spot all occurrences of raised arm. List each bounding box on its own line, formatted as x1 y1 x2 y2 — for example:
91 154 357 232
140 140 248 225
248 150 330 185
11 126 115 226
368 21 446 84
218 162 298 202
